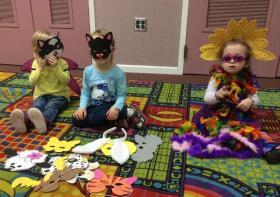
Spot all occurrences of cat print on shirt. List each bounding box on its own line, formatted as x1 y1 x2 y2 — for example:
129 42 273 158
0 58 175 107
91 80 115 103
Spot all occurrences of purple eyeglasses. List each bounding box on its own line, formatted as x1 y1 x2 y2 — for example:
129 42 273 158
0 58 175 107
222 54 247 63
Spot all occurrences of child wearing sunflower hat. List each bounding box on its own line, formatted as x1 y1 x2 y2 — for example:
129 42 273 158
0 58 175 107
172 18 279 164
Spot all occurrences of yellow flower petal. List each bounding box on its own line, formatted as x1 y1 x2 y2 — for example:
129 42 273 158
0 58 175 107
242 19 257 39
238 18 249 29
209 29 230 46
249 29 268 40
227 19 238 38
235 18 249 39
252 49 276 61
200 44 218 52
200 50 219 61
247 38 268 50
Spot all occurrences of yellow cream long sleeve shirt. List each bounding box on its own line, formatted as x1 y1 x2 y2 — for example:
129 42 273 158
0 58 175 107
29 58 70 101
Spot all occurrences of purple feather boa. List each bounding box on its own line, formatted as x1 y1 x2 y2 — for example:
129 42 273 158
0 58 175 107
171 131 264 158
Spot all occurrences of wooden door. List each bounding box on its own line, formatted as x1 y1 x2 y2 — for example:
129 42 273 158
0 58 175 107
184 0 280 78
30 0 91 67
0 0 34 65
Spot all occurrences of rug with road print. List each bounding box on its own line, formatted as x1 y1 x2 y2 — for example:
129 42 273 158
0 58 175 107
0 72 279 197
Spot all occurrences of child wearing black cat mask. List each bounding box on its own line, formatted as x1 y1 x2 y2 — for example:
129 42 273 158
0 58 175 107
72 29 146 129
10 30 70 134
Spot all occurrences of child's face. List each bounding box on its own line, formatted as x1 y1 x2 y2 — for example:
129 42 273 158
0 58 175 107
221 44 247 74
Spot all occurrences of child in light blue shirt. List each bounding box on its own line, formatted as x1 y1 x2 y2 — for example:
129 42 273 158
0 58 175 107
79 65 126 111
72 29 146 129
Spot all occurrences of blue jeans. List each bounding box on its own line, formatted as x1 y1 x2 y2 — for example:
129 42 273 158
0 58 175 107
72 102 127 128
32 95 68 126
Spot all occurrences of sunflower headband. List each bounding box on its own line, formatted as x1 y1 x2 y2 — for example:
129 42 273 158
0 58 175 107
200 18 276 61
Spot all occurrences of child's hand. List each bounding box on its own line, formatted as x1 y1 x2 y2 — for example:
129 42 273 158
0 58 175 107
106 106 119 121
46 54 58 67
236 97 254 111
73 108 87 120
36 57 46 71
215 86 229 100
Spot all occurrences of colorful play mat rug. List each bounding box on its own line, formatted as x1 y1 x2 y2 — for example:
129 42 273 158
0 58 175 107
0 71 279 197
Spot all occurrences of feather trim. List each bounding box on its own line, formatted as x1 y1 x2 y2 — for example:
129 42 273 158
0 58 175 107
171 130 264 158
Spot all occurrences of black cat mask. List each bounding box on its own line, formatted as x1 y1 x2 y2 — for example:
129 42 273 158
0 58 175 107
86 32 113 59
37 32 64 58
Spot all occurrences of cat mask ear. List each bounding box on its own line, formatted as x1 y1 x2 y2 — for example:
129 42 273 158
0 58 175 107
86 33 94 44
56 32 61 39
37 40 45 50
104 32 113 43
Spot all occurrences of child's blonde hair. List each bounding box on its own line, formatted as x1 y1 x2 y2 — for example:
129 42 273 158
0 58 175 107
91 29 115 48
32 30 52 55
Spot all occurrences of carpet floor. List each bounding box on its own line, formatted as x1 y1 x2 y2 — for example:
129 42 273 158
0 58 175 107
0 72 279 197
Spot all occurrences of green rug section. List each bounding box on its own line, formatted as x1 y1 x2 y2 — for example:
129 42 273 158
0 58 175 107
187 156 280 190
0 168 39 197
258 89 280 108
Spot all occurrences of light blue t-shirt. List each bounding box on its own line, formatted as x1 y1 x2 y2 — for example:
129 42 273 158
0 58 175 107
79 64 126 110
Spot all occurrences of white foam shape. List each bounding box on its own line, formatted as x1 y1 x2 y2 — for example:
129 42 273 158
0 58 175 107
72 138 108 154
5 150 47 171
111 140 130 165
72 127 117 154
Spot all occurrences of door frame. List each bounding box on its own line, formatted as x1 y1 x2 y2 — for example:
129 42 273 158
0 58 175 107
277 58 280 77
88 0 189 75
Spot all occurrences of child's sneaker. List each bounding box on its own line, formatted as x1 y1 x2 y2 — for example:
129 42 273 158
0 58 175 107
10 109 27 133
128 104 147 129
263 142 280 164
27 108 47 134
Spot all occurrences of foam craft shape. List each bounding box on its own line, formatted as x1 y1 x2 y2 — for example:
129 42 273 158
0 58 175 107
4 149 48 171
101 141 137 156
12 168 84 193
43 137 80 152
67 162 99 184
86 169 138 196
72 127 130 164
41 154 99 178
40 156 61 175
131 135 162 162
